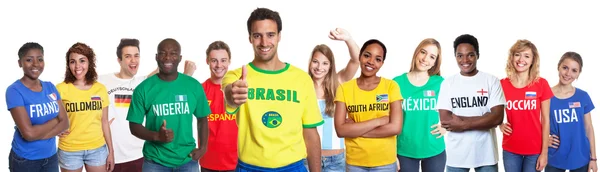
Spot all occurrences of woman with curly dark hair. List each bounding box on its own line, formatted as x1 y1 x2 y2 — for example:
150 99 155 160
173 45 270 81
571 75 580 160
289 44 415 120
56 42 115 172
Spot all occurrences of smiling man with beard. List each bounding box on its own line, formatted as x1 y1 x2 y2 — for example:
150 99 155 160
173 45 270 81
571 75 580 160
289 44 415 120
127 38 210 172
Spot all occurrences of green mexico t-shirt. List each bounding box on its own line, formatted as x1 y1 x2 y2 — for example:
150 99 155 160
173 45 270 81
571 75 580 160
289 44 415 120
127 73 211 167
393 73 445 158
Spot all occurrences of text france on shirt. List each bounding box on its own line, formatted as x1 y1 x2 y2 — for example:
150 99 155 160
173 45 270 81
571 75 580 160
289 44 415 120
30 93 60 118
451 89 489 108
152 95 190 116
65 96 103 112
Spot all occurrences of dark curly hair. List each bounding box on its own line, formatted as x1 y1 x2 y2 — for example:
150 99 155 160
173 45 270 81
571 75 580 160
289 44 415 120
64 42 97 85
247 7 282 34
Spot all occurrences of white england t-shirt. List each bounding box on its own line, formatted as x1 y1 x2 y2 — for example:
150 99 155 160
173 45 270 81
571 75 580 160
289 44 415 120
436 71 505 168
98 73 147 164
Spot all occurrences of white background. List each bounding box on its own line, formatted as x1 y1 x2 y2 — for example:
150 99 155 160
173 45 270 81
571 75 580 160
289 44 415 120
1 0 599 171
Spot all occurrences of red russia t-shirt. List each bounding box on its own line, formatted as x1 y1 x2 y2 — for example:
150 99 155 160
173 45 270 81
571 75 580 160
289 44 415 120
199 79 238 170
501 77 553 155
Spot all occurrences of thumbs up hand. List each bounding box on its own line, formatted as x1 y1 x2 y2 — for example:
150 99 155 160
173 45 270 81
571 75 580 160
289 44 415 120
231 65 248 106
157 120 174 143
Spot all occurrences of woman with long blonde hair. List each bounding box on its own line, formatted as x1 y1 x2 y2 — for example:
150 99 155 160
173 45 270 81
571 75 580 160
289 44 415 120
499 39 552 172
306 28 360 172
393 38 446 172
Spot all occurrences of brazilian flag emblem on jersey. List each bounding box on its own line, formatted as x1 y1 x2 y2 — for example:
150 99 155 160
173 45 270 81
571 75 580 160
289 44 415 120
262 111 283 128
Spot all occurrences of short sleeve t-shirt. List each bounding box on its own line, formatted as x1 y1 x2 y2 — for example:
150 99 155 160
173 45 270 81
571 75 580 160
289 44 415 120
97 73 147 163
199 79 238 170
127 73 211 168
222 63 324 168
436 72 505 168
56 82 109 151
335 78 402 167
548 88 594 170
501 77 553 155
6 80 61 160
393 73 445 159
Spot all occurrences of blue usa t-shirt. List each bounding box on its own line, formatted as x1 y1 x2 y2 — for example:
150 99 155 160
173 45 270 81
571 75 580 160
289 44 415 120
548 88 595 170
5 80 61 160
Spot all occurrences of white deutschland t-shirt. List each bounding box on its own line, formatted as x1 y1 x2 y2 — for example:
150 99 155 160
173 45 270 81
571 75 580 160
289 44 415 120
436 71 505 168
98 73 147 164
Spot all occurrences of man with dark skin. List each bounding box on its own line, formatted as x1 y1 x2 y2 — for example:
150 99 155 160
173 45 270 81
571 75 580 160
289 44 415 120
127 38 210 172
437 34 505 172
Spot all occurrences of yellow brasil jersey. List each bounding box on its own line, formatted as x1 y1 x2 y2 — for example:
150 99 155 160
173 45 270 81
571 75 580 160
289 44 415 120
56 82 109 151
335 78 402 167
222 63 324 168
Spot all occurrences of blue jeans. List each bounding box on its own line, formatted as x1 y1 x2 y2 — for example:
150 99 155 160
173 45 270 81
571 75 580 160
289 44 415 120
346 161 397 172
303 152 345 172
502 150 540 172
142 159 199 172
397 151 446 172
236 159 306 172
545 164 589 172
446 164 498 172
8 149 59 172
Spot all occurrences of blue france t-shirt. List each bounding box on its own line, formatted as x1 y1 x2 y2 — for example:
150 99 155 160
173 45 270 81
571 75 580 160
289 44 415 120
548 88 595 170
5 80 61 160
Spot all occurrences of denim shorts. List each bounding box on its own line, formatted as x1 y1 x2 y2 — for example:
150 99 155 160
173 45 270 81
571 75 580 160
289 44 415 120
57 144 108 170
303 152 345 172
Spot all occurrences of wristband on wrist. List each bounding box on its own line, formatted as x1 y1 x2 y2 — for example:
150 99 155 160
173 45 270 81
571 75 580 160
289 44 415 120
591 158 597 161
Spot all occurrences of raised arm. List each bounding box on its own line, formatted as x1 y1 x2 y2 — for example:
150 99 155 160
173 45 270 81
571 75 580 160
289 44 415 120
147 67 159 77
362 100 403 138
329 28 360 83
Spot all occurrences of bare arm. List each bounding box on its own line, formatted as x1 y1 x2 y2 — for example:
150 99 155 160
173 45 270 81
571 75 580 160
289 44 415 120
585 113 597 159
362 100 403 138
336 38 360 83
440 105 504 131
10 106 59 141
303 128 322 172
334 101 385 138
40 100 70 139
197 117 208 151
129 122 159 141
147 68 159 77
101 107 114 153
540 100 550 155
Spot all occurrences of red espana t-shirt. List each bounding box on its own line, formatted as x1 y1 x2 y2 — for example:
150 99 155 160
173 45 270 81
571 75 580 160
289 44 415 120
501 77 553 155
199 79 238 170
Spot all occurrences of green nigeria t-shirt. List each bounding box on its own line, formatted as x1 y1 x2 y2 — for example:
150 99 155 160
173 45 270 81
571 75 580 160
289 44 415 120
393 73 445 158
127 73 211 167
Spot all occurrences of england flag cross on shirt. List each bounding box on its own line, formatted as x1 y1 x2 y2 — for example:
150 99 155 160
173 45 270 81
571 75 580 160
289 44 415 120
477 89 488 96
